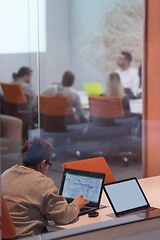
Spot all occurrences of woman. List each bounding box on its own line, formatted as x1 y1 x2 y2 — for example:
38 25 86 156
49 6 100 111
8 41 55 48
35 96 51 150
12 67 36 104
101 72 130 117
12 67 37 125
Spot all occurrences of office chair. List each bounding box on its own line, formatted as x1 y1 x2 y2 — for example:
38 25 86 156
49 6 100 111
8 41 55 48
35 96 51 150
0 82 32 138
89 96 125 125
40 94 74 132
62 157 115 184
0 195 16 239
84 96 138 164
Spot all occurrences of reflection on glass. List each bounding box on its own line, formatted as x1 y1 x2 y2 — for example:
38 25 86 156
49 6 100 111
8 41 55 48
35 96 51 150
0 0 143 176
0 114 22 173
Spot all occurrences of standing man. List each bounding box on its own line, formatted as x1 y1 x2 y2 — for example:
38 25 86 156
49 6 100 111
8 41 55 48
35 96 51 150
115 51 140 99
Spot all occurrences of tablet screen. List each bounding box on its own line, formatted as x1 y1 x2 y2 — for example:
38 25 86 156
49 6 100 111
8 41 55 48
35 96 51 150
104 178 150 216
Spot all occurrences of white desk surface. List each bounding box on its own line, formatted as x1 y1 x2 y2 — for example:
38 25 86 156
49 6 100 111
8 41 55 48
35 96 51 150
55 176 160 229
78 90 142 114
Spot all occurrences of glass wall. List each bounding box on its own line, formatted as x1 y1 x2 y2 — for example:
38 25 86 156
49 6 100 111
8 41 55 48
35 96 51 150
0 0 144 237
36 0 143 188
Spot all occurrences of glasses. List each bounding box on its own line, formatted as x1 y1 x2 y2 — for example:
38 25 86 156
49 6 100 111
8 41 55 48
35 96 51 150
45 161 52 168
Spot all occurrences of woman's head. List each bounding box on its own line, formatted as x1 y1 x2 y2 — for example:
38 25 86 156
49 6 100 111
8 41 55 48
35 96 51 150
62 71 75 87
12 67 32 84
106 72 125 98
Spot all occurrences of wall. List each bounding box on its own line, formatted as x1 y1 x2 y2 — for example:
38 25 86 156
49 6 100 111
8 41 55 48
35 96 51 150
144 0 160 177
0 0 70 94
0 0 143 93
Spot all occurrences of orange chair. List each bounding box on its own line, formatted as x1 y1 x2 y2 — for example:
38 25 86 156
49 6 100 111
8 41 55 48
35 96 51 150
88 96 137 164
1 82 27 105
89 96 125 125
62 157 115 184
0 195 16 239
1 82 31 137
40 94 74 131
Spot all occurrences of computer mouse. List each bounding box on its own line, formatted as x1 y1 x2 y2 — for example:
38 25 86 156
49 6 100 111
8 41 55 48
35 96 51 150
88 210 99 218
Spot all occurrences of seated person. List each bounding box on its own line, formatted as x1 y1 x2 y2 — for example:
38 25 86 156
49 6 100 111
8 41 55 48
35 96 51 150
12 66 37 120
100 72 131 117
43 71 87 123
1 137 88 237
115 51 140 99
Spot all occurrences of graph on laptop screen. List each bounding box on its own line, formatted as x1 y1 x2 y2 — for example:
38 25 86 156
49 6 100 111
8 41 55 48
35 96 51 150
62 172 103 203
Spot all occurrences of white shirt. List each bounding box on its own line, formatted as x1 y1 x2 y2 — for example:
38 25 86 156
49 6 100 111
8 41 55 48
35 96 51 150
116 67 140 97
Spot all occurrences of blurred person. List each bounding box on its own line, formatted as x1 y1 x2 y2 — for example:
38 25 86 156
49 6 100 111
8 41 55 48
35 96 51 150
101 72 130 117
1 137 89 237
12 67 37 113
115 51 140 98
43 71 87 123
12 67 37 126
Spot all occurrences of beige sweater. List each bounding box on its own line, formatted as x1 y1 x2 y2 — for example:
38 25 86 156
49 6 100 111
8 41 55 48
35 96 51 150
1 165 79 237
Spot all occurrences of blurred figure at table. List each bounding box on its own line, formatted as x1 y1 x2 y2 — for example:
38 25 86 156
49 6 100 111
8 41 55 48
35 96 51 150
101 72 131 117
12 67 37 126
43 71 87 123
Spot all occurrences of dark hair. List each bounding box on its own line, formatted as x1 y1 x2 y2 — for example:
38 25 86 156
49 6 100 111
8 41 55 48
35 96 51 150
121 51 132 63
62 71 75 87
12 67 32 81
22 137 53 167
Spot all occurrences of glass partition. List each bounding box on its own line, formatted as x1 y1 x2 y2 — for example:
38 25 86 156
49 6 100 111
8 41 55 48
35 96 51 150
35 0 144 188
0 0 144 238
0 0 40 173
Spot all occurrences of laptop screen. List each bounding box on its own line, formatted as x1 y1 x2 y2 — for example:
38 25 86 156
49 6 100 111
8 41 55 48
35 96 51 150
84 83 103 96
104 178 150 217
59 168 105 208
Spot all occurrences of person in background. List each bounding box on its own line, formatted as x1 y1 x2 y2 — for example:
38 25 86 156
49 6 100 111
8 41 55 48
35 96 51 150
101 72 130 117
43 71 87 123
0 92 5 114
115 51 140 99
12 67 37 113
1 137 89 237
138 65 142 88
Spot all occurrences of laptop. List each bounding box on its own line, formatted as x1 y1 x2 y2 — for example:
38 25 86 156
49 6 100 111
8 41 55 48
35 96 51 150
124 88 136 99
84 82 103 96
59 168 105 216
103 178 159 217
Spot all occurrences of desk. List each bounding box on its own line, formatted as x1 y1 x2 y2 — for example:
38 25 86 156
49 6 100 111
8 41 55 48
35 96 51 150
45 176 160 240
78 90 142 115
53 176 160 230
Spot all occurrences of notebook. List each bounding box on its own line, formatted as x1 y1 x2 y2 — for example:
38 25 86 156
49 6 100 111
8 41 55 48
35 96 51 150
103 178 159 217
59 168 105 216
84 82 103 96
